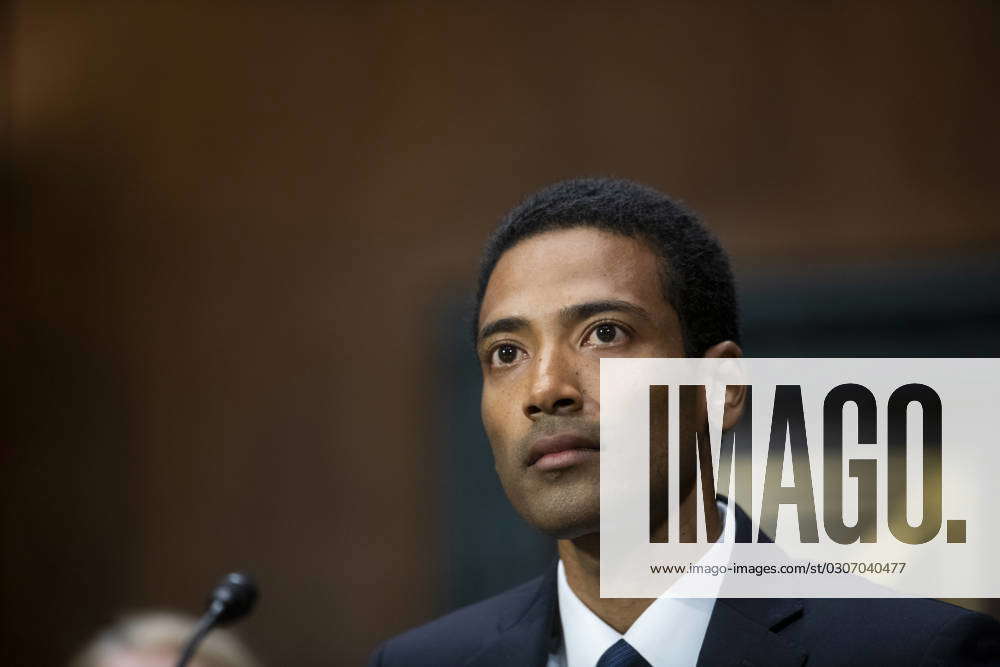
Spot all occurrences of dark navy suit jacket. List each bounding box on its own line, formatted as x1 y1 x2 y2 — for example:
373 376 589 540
369 506 1000 666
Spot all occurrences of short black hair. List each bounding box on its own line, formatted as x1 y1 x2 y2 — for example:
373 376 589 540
474 177 740 357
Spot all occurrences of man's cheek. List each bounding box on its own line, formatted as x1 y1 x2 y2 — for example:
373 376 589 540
482 413 511 468
578 363 600 408
483 384 517 429
481 404 501 446
480 387 500 434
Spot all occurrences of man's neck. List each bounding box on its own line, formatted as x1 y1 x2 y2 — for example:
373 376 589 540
557 489 721 634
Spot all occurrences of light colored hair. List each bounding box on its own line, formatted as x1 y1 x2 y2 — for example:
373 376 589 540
71 611 259 667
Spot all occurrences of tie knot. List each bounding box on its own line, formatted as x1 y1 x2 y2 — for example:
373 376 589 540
596 638 651 667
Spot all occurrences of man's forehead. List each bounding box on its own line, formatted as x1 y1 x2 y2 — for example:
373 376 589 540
478 227 666 326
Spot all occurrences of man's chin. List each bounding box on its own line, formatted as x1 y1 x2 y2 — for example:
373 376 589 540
513 497 600 540
543 520 600 541
499 466 601 538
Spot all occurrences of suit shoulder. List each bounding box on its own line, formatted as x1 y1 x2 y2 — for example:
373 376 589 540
806 596 988 630
791 597 1000 665
368 575 546 667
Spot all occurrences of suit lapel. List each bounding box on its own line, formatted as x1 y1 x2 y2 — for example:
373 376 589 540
465 561 559 667
698 501 807 667
464 503 807 667
697 597 806 667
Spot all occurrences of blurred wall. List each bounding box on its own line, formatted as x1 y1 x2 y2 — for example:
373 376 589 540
5 2 999 665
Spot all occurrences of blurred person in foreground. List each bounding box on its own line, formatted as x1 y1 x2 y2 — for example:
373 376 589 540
71 612 258 667
368 178 1000 666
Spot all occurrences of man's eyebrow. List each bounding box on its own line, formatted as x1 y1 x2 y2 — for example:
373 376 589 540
478 301 652 344
477 316 529 344
560 299 654 324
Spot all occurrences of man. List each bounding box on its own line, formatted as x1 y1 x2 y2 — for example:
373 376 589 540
368 178 1000 666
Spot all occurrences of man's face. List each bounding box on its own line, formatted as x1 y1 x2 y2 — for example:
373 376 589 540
477 227 685 539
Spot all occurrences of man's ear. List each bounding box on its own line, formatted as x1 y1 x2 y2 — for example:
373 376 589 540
703 340 745 430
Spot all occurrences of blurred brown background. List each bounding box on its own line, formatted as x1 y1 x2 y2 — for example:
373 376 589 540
4 2 999 665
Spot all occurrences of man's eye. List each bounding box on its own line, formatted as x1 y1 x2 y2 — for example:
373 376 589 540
491 344 522 366
586 322 627 346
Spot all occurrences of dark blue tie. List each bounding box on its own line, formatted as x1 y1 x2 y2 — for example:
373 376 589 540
595 638 652 667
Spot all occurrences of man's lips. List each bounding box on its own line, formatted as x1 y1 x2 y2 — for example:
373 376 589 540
526 433 599 471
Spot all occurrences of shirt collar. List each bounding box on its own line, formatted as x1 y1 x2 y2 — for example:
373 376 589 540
554 500 732 666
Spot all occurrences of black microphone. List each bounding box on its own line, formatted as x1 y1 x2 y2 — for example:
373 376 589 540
177 572 259 667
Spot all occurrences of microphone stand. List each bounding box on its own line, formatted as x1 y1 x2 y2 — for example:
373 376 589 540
177 605 222 667
177 572 258 667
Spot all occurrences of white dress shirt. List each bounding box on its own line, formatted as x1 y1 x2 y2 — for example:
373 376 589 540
546 502 732 667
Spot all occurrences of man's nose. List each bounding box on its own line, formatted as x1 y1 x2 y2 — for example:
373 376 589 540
523 347 583 419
